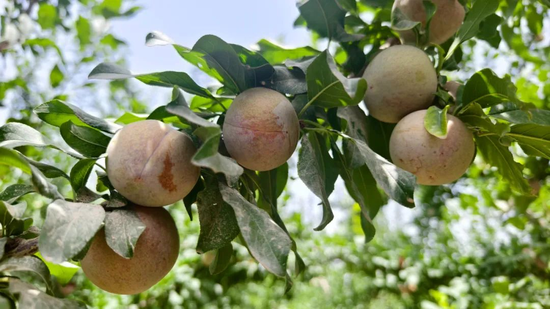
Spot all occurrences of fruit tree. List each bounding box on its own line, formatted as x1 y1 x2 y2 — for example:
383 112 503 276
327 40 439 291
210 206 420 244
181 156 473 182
0 0 549 307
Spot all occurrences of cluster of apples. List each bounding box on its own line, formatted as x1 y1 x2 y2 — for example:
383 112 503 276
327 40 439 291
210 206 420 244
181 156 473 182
81 0 470 295
364 0 474 185
81 89 299 295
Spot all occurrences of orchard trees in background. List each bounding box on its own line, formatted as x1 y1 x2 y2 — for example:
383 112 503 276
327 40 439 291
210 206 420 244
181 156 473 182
0 0 550 308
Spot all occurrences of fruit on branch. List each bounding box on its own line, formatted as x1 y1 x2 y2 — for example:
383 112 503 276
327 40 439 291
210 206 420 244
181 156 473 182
223 87 300 171
393 0 465 45
389 109 475 185
106 120 200 207
363 45 438 123
81 206 179 295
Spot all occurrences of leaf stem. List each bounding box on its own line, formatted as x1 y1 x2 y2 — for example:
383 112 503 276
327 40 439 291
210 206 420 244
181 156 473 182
431 44 445 74
298 80 340 117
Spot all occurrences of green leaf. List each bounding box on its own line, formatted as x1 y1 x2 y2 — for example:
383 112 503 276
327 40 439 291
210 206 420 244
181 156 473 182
209 243 233 275
219 183 291 277
0 201 32 237
104 208 146 259
0 147 32 174
196 177 240 253
166 88 218 128
76 17 91 48
183 178 204 221
1 149 64 200
298 133 335 231
89 63 214 98
9 279 86 309
69 159 96 193
257 39 320 64
269 66 307 95
507 124 550 160
49 65 64 88
258 163 288 211
35 252 80 286
35 100 121 133
336 106 413 208
333 144 383 242
462 69 520 109
39 200 105 263
351 139 416 207
446 0 500 60
0 256 53 292
0 184 35 203
489 104 550 126
0 123 54 149
306 51 367 109
476 135 530 193
424 105 450 139
37 4 57 29
29 165 64 200
168 34 274 94
26 158 69 179
23 38 64 61
298 0 363 42
59 121 110 158
193 127 244 179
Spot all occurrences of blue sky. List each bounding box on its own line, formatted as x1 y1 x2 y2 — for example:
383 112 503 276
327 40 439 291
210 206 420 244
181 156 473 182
110 0 311 75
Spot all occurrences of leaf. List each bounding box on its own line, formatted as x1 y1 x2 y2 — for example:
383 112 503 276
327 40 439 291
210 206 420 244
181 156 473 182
256 39 320 64
35 252 80 286
0 123 54 149
446 0 500 60
193 127 244 179
297 0 363 42
196 177 240 253
35 100 120 133
29 165 64 200
476 135 530 193
26 158 69 179
0 256 53 292
268 66 307 95
89 63 214 98
171 34 274 94
489 104 550 126
9 279 86 309
39 200 105 263
209 243 233 275
104 208 146 259
333 144 384 242
49 65 64 88
165 88 218 128
0 184 35 203
0 147 32 174
0 201 32 237
507 124 550 160
350 139 416 207
219 183 291 277
37 3 57 29
298 133 335 231
69 159 96 193
76 16 91 48
462 69 520 109
59 121 110 158
306 51 367 109
183 178 205 221
424 105 450 139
